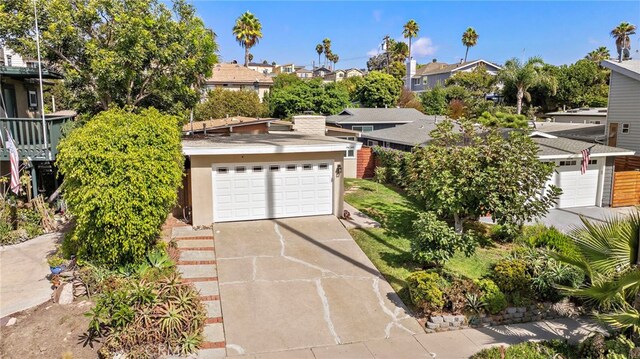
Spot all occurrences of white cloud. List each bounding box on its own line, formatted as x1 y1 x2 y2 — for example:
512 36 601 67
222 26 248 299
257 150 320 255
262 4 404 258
372 10 382 22
411 37 437 57
367 48 381 57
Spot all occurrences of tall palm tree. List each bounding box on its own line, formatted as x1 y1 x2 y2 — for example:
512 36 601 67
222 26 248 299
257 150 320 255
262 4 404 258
585 46 611 63
382 35 391 74
402 19 419 61
322 38 332 67
610 22 637 62
331 54 339 70
315 44 324 68
553 212 640 335
461 27 479 63
497 57 557 115
232 11 263 66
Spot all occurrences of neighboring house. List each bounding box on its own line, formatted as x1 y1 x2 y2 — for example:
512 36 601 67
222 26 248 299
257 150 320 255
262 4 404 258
203 63 274 102
325 108 429 133
531 122 606 143
312 67 332 78
543 107 607 124
247 62 274 75
408 59 502 92
323 68 364 82
295 68 313 79
273 63 296 75
360 117 634 209
0 51 74 198
183 116 277 135
181 131 360 226
600 59 640 207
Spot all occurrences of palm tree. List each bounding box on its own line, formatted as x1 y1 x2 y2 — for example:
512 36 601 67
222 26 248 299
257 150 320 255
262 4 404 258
461 27 479 63
497 57 557 115
383 35 391 74
331 54 339 69
585 46 611 63
322 38 332 67
610 22 637 62
315 44 324 68
248 53 254 63
553 212 640 335
232 11 263 66
402 19 419 61
391 42 409 63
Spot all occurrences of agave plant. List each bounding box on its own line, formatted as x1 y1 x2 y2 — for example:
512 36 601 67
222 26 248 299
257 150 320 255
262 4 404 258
552 211 640 334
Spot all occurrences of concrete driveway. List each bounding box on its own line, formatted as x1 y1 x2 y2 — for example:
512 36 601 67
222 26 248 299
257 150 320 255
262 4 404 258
213 216 423 357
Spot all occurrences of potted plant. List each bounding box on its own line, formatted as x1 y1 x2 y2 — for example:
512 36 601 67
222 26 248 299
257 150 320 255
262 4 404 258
48 255 66 274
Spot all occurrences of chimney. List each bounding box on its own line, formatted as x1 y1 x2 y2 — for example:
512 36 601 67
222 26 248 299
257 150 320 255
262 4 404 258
405 58 416 90
292 115 326 136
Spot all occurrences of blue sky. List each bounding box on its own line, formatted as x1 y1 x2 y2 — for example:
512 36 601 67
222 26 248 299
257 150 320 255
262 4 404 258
192 1 640 68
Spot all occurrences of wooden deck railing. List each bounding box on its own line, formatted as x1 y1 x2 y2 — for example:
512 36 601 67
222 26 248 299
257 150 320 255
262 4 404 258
0 115 74 161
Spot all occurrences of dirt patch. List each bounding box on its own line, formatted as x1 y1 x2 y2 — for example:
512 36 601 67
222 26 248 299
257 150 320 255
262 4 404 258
0 300 98 359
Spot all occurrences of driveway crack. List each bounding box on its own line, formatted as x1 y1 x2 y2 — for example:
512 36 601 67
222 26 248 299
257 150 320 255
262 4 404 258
372 277 415 337
315 278 341 345
274 223 338 277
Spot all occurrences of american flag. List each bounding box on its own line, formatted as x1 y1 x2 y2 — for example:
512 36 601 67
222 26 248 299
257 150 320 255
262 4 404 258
581 147 591 175
6 130 20 194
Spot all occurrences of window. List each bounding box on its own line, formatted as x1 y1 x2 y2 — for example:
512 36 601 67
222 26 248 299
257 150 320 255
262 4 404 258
558 160 577 166
589 120 601 124
269 165 280 172
217 168 228 174
28 91 37 108
235 166 246 173
286 164 297 171
352 125 374 132
252 166 263 172
622 124 630 134
367 140 379 146
337 136 356 141
319 163 329 170
588 159 598 165
412 78 421 85
6 55 12 66
302 164 313 170
345 148 355 158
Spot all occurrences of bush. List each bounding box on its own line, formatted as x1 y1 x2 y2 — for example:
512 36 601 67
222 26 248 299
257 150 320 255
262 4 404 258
476 279 508 315
411 212 475 267
490 258 532 298
579 333 607 359
444 277 479 314
471 340 579 359
406 271 445 313
195 88 267 121
372 147 413 188
528 227 580 259
373 166 387 184
490 223 521 243
57 108 184 267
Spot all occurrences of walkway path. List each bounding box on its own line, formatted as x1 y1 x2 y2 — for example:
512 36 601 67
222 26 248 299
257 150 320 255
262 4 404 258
0 232 61 318
340 202 381 230
231 317 605 359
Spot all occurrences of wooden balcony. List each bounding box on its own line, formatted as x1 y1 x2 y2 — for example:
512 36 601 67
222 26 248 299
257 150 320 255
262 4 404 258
0 115 74 161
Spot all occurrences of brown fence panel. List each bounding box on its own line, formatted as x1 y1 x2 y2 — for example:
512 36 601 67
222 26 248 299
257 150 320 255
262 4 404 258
612 171 640 207
615 156 640 172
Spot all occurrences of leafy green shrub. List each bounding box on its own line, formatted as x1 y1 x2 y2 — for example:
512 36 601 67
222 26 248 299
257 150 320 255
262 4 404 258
411 212 475 267
490 223 521 243
86 250 205 358
476 279 508 314
491 258 532 298
372 147 413 188
444 278 479 314
471 340 579 359
57 108 184 267
406 271 446 313
528 227 580 258
373 166 388 184
606 334 636 358
579 333 607 359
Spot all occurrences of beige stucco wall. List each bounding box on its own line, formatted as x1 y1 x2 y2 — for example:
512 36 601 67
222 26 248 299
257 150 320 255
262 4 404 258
190 151 345 227
343 157 357 178
1 78 41 118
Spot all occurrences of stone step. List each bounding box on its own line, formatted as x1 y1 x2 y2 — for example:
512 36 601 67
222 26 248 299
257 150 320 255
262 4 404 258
203 323 225 343
176 239 215 249
193 281 220 297
172 226 213 239
180 250 216 262
177 264 217 279
196 348 226 359
204 300 222 318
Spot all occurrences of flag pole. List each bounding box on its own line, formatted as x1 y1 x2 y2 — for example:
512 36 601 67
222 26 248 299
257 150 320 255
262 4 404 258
33 0 50 161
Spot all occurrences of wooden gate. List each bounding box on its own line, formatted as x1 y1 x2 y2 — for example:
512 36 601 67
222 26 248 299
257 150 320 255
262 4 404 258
612 156 640 207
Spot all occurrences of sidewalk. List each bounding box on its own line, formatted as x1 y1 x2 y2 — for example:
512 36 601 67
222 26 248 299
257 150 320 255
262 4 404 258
230 317 605 359
0 232 61 318
340 202 381 230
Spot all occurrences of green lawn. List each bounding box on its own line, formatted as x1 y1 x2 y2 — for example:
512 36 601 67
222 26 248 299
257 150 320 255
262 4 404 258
345 179 506 303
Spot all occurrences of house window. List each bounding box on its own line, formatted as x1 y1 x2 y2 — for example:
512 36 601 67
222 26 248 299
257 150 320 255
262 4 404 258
28 90 38 108
319 163 329 170
352 125 374 132
558 160 577 166
622 124 630 133
302 164 313 170
337 136 356 141
269 165 280 172
217 167 228 174
588 159 598 165
345 148 355 158
235 166 246 173
6 55 12 66
367 140 379 146
589 120 601 124
286 164 297 171
252 166 263 172
412 78 421 85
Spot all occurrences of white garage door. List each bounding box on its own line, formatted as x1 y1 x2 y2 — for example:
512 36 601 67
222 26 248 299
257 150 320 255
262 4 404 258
545 159 601 208
212 161 333 222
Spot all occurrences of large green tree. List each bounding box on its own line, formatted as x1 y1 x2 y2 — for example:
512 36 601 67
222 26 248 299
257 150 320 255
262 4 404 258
461 27 479 62
0 0 218 116
498 57 557 115
419 84 448 115
266 76 349 118
195 88 267 121
355 71 403 108
407 119 560 233
233 11 263 67
445 64 496 98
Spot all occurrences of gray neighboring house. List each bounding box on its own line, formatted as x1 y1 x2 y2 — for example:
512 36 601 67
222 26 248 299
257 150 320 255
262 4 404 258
543 107 608 124
325 108 429 133
360 118 634 209
408 59 502 92
601 60 640 153
531 122 606 143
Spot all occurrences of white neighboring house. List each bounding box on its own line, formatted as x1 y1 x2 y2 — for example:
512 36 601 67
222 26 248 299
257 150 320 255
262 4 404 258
323 68 364 82
601 60 640 153
203 63 274 102
407 59 502 92
247 62 275 75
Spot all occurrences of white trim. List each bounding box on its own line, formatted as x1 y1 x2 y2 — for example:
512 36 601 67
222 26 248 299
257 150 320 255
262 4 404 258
529 131 557 139
537 151 635 160
183 143 354 156
597 159 605 207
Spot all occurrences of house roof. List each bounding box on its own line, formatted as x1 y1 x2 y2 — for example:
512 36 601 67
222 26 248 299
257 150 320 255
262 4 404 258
205 63 274 84
0 66 63 79
533 137 635 159
601 60 640 81
414 59 501 77
247 62 273 67
182 132 357 156
183 116 277 133
326 108 429 125
360 117 449 146
544 107 607 117
531 122 606 142
295 68 312 73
